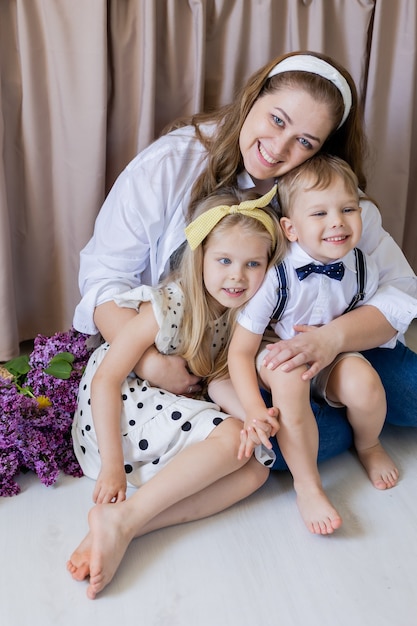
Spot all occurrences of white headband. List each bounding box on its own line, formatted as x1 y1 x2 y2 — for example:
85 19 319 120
267 55 352 129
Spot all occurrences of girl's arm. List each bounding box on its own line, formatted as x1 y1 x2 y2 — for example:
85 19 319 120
263 305 396 380
94 300 201 395
228 324 278 458
91 302 159 504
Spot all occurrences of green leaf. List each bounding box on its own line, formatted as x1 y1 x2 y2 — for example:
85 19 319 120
4 355 30 377
44 359 73 380
49 352 75 365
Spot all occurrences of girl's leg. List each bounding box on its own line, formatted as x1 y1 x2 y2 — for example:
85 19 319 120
68 455 268 582
326 357 399 489
208 378 246 419
261 366 342 535
68 418 267 599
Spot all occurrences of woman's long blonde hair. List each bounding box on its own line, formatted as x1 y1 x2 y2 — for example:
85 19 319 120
164 51 367 219
168 188 285 384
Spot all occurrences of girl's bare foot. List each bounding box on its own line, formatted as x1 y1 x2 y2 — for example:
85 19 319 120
68 503 137 599
295 484 342 535
67 533 93 581
356 442 399 489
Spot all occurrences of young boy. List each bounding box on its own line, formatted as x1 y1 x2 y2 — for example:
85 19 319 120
211 154 399 535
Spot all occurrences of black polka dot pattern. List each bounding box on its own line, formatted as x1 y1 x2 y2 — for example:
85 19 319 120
72 282 248 487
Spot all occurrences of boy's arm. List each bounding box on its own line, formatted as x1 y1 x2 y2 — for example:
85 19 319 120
91 302 159 503
228 324 278 457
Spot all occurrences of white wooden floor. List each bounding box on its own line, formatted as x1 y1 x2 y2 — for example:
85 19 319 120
2 324 417 626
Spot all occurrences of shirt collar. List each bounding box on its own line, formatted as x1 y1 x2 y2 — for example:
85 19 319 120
237 170 256 190
288 242 358 272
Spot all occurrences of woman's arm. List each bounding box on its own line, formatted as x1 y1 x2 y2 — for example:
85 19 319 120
91 303 159 504
357 197 417 329
263 305 396 380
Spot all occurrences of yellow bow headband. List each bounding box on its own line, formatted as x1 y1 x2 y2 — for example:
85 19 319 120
185 185 277 251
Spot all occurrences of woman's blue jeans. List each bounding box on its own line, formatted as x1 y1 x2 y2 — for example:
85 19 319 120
269 341 417 470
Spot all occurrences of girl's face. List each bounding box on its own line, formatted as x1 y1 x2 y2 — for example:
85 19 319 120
203 225 271 314
280 176 362 264
239 88 335 185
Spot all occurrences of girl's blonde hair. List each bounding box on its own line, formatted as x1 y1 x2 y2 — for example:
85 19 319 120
164 51 367 219
169 188 285 384
277 154 360 218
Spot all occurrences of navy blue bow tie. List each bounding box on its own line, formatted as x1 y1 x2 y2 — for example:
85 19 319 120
295 261 345 281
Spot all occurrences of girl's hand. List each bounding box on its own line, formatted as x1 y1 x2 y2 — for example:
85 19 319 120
262 324 338 380
238 407 279 459
93 466 127 504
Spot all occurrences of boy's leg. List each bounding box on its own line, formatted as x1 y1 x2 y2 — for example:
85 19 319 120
326 355 399 489
260 365 342 535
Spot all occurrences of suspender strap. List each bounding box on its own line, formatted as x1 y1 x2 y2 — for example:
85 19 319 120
270 261 289 322
271 249 366 322
343 248 366 314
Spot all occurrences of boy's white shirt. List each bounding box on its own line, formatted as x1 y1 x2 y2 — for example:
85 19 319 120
237 241 417 347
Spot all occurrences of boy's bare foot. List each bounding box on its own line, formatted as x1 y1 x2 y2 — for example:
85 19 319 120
356 442 399 489
67 533 93 581
295 484 342 535
85 503 136 599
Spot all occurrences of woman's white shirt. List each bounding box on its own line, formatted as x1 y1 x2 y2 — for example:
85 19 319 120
74 125 211 334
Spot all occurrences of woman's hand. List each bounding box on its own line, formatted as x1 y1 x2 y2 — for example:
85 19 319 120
134 346 202 395
262 306 397 381
262 324 339 381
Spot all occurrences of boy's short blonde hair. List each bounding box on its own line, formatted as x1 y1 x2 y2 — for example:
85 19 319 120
277 154 360 218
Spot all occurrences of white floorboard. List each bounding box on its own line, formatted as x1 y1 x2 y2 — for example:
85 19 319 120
2 323 417 626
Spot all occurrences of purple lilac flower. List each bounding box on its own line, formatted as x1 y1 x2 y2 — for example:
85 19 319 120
0 328 93 496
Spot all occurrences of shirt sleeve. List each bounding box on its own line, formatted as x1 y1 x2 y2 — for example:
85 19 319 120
237 270 279 335
114 282 184 354
73 129 207 334
357 196 417 333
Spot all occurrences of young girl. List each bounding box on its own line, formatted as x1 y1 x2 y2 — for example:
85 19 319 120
68 185 284 597
224 155 408 535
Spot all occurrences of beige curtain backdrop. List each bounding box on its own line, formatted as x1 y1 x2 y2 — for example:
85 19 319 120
1 0 416 360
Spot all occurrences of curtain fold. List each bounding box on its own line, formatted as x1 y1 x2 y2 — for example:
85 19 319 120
1 0 416 360
364 0 417 270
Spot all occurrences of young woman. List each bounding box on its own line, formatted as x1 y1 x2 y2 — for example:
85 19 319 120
68 186 283 598
73 51 417 492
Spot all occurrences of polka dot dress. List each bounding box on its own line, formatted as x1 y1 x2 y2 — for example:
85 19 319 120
72 282 231 487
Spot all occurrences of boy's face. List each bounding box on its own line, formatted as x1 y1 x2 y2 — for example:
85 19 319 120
280 176 362 264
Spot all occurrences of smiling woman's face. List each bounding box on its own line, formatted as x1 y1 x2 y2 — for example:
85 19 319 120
239 88 335 184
